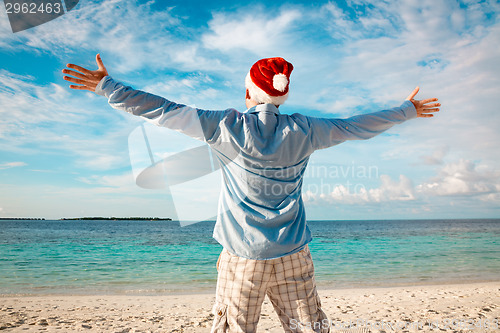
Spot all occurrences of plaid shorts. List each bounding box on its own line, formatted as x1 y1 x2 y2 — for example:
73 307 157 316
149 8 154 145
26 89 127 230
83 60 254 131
211 245 329 333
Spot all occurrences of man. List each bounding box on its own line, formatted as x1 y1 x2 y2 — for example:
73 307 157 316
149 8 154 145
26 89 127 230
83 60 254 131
62 54 439 332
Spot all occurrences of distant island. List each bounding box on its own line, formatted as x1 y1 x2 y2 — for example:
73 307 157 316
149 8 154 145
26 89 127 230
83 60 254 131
60 217 173 221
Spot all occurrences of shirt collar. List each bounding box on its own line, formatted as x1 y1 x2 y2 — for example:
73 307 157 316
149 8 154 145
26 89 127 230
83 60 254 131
245 103 280 115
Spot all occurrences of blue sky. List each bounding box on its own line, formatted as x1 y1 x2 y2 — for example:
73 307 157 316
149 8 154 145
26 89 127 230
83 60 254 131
0 0 499 220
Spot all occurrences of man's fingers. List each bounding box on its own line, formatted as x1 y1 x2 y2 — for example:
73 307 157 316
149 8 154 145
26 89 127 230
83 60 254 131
417 107 440 119
63 76 86 84
423 102 440 108
66 63 92 75
406 86 419 100
69 84 93 91
96 53 106 70
62 69 87 80
417 112 434 118
63 76 96 88
421 98 439 104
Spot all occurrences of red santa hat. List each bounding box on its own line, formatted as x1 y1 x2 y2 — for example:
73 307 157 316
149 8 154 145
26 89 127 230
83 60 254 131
245 57 294 106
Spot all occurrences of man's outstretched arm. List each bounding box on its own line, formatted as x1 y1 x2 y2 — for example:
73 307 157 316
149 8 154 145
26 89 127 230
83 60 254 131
308 88 440 150
62 54 229 142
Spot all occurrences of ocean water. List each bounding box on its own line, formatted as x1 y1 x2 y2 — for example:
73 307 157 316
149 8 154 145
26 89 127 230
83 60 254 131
0 219 498 295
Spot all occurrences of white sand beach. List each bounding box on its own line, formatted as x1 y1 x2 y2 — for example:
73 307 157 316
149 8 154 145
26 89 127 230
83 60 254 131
1 282 498 332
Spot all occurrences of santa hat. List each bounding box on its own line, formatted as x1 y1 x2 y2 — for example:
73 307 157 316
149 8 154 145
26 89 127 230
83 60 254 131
245 57 294 106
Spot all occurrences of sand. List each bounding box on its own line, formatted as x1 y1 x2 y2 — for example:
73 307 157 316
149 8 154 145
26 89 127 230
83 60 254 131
1 282 498 332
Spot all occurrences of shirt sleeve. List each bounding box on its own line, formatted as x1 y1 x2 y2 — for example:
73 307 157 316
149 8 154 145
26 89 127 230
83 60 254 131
307 101 417 150
95 76 230 143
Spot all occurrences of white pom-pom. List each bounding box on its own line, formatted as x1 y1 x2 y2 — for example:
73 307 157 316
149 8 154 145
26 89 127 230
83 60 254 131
273 73 288 92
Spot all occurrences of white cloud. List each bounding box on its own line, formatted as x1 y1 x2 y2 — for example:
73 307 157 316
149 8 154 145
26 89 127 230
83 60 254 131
0 162 27 170
77 172 135 190
0 4 14 48
315 0 500 110
0 69 135 170
419 146 450 165
303 158 500 205
77 153 126 171
301 0 500 190
322 1 399 41
0 70 82 126
0 0 220 73
202 8 302 56
417 159 500 197
141 73 227 108
303 174 415 204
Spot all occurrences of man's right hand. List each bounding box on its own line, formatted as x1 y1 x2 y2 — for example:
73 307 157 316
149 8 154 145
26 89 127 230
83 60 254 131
62 54 108 92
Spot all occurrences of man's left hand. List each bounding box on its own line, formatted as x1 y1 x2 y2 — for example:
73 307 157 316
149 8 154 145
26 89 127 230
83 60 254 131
406 87 440 118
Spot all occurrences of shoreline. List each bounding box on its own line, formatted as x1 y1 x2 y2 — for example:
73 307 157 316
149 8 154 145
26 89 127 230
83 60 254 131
1 281 498 332
2 278 499 298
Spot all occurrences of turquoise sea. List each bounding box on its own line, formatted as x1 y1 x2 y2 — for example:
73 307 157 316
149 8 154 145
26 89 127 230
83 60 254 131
0 219 498 295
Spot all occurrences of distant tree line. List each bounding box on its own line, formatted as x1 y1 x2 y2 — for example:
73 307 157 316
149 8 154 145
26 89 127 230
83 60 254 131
59 217 173 221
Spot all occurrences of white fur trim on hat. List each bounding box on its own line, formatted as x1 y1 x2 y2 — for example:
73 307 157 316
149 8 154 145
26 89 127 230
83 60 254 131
245 72 289 106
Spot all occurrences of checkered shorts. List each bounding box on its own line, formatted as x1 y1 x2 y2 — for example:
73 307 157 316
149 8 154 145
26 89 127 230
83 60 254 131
211 245 329 333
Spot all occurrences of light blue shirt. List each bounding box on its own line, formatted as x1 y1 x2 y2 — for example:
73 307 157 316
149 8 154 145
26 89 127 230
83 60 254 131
96 76 417 259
